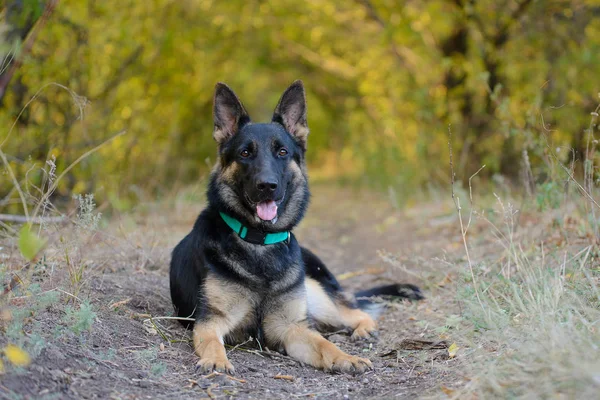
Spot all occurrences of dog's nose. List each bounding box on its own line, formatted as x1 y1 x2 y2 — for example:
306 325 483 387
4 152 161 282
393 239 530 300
256 179 278 192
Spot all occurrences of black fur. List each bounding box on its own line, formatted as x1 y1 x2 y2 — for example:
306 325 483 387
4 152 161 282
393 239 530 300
355 284 425 308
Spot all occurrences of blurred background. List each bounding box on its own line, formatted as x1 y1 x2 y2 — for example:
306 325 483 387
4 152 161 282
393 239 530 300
1 0 599 211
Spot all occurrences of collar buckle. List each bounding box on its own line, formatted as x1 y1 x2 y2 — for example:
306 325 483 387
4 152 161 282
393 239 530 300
244 228 267 245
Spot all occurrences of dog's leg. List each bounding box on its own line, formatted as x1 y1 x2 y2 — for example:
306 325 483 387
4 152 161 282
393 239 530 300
305 277 376 340
263 290 372 373
302 248 377 339
193 320 234 373
193 276 254 374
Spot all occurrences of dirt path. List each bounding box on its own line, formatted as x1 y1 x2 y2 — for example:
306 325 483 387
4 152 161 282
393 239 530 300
1 186 464 399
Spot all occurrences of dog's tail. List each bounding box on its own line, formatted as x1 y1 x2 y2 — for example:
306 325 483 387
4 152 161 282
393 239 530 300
355 283 424 318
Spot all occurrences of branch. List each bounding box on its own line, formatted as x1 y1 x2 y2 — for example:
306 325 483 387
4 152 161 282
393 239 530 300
0 214 65 224
356 0 418 73
494 0 533 47
0 0 60 103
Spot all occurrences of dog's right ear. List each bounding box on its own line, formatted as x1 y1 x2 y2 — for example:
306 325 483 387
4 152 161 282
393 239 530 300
213 83 250 144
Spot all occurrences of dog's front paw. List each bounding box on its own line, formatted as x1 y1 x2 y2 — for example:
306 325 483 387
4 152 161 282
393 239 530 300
329 353 373 374
350 318 378 341
195 357 235 375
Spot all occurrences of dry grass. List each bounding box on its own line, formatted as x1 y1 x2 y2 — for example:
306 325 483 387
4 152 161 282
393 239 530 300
446 197 600 399
434 113 600 398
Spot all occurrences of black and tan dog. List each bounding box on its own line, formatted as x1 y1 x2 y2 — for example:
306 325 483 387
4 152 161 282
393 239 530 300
170 81 422 374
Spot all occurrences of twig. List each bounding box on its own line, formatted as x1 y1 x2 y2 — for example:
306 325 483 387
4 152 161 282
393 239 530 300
31 130 127 220
555 162 600 210
143 316 195 323
0 0 60 102
0 148 29 219
202 371 246 384
336 267 385 281
274 374 295 381
466 165 486 232
109 298 132 309
0 214 65 224
226 337 253 355
148 317 171 343
448 125 485 311
253 349 303 365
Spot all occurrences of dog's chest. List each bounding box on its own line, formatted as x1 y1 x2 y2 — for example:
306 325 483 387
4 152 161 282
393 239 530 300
217 240 303 292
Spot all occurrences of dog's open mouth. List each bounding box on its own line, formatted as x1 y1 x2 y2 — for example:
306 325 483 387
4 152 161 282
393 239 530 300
256 200 278 221
246 191 285 223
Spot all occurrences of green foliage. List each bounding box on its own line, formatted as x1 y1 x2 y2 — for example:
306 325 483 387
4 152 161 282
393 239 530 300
63 301 96 335
536 182 562 211
74 194 101 231
18 224 47 261
134 347 166 377
1 0 599 207
55 193 102 295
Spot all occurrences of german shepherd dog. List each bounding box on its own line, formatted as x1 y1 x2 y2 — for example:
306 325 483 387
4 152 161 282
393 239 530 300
170 81 422 374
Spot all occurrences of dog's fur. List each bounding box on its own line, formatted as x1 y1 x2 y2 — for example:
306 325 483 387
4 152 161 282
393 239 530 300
170 81 423 374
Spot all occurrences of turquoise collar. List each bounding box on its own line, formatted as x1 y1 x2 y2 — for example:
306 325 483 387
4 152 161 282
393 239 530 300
219 212 290 245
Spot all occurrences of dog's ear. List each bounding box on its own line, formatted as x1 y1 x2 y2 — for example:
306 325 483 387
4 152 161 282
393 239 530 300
213 83 250 144
272 80 309 147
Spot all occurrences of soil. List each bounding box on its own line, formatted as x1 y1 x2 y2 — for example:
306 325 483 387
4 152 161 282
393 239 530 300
1 186 467 399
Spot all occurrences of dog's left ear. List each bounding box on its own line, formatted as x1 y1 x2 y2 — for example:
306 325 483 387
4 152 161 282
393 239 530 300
272 80 309 147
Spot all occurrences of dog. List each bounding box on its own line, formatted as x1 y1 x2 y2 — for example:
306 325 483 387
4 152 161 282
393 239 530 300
169 80 423 374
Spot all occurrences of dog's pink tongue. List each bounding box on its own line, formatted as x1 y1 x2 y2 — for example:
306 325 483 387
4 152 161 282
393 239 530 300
256 200 278 221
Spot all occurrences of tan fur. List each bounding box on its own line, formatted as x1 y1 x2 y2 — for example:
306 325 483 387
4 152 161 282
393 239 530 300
263 289 372 373
339 306 377 340
193 276 255 373
283 325 371 372
290 125 309 144
290 159 308 182
220 162 239 184
213 127 229 144
305 278 377 339
193 323 234 373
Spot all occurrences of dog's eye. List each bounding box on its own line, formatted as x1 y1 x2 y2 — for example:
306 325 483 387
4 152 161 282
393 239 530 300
240 149 250 158
278 148 288 157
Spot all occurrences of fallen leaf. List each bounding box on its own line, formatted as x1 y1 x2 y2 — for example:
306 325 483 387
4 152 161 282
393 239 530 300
4 344 31 367
448 342 459 358
18 224 47 261
441 386 455 396
337 267 385 281
0 308 12 322
2 275 23 295
143 325 158 335
436 274 453 287
0 359 4 374
159 343 165 351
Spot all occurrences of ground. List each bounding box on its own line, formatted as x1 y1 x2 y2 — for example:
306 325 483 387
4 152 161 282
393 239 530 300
1 185 475 399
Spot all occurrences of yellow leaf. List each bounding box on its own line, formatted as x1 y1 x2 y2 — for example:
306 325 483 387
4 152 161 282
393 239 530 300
441 386 455 396
448 342 459 358
0 359 4 374
4 344 31 367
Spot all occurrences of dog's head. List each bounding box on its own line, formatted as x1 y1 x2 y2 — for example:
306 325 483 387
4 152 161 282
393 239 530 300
207 80 310 232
